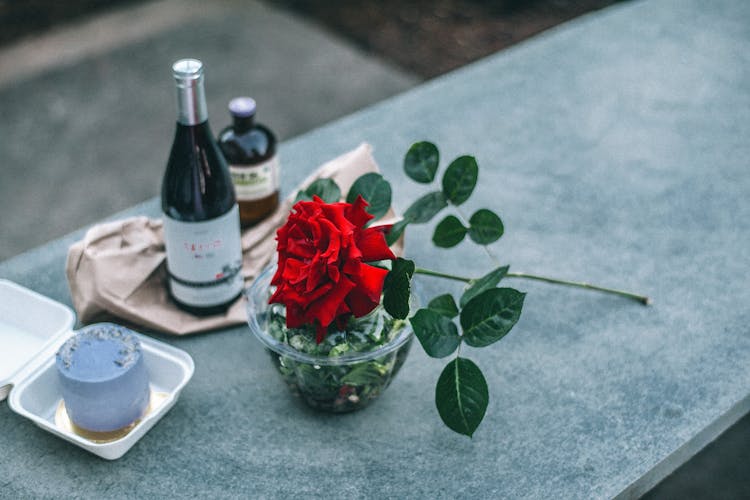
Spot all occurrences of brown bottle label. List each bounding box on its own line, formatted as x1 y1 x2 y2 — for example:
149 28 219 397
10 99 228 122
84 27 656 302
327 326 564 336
229 155 279 201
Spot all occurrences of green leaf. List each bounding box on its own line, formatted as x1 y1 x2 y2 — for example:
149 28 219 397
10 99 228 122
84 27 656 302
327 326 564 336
435 357 488 437
295 178 341 203
403 191 448 224
404 141 439 183
432 215 467 248
385 219 409 246
468 209 504 244
294 192 311 203
383 258 415 319
427 294 459 319
346 173 392 221
410 308 460 358
460 288 525 347
341 363 384 386
442 156 478 205
460 265 509 307
390 257 416 279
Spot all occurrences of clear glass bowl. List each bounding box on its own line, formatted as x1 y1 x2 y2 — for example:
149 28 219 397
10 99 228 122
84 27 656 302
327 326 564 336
246 265 414 412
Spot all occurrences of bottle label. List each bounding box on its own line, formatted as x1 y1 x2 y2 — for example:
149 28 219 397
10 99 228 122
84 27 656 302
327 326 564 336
162 205 244 307
230 155 279 201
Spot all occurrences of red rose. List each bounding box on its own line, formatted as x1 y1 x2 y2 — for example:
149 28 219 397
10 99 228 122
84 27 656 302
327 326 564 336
269 195 396 343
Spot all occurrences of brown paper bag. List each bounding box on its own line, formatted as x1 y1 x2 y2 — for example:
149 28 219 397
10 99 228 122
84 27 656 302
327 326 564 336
66 143 402 335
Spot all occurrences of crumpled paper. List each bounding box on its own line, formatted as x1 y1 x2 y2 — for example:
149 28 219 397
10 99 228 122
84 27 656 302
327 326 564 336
66 143 402 335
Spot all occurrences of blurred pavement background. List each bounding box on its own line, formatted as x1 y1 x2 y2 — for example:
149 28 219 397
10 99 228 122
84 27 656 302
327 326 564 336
0 0 747 497
0 0 418 260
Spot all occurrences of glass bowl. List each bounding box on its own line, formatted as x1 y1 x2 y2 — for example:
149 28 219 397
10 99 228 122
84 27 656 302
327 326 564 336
246 265 414 413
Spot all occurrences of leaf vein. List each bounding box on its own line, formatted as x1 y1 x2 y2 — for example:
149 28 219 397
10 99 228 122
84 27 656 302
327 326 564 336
454 359 471 434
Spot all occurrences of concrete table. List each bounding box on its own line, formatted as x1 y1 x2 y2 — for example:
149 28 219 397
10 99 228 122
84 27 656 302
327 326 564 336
1 0 748 497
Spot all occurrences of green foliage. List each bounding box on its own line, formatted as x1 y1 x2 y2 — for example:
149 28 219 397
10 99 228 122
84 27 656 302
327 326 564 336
403 191 448 223
442 156 478 206
461 288 525 348
295 178 341 203
427 294 459 319
268 307 409 412
411 308 460 358
383 258 415 320
468 209 504 244
433 215 467 248
268 305 399 356
278 141 641 437
385 219 409 246
284 141 529 436
404 141 439 183
460 265 509 307
347 172 392 221
341 363 388 385
392 141 521 437
435 357 488 437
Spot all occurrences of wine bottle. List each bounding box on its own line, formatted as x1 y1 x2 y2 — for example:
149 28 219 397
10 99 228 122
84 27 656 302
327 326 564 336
161 59 243 315
218 97 280 227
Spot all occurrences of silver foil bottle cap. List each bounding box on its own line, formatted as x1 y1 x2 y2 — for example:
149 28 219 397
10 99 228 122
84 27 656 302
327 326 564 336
172 59 203 84
228 97 257 118
172 58 207 125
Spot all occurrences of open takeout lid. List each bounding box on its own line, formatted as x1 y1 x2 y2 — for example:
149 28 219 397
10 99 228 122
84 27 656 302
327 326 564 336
0 279 76 401
0 279 195 460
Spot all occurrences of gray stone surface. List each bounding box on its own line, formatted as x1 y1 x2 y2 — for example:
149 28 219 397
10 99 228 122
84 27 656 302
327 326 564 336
1 0 749 498
0 0 418 261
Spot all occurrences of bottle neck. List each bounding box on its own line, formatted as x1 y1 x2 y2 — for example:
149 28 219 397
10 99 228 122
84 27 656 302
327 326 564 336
175 78 208 126
232 114 255 134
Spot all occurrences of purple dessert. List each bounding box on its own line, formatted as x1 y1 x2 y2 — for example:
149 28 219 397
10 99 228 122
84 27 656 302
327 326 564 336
55 324 150 433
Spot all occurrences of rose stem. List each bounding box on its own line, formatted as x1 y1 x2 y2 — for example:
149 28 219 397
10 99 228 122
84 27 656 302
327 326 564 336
413 267 471 283
505 272 651 305
413 267 650 306
438 206 652 306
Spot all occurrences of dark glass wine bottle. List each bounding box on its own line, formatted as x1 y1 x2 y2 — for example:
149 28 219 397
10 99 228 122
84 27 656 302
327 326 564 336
161 59 243 315
218 97 280 228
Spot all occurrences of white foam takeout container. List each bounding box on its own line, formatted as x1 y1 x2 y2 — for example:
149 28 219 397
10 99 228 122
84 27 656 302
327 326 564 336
0 279 194 460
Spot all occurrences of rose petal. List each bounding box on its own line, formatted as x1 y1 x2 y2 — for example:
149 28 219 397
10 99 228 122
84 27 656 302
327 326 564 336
315 323 328 344
351 264 389 303
272 281 334 306
327 264 340 282
305 255 327 292
270 195 393 344
285 303 305 329
356 227 396 262
288 237 315 259
281 258 306 285
335 300 351 316
321 203 356 238
342 258 361 275
317 219 342 262
346 287 379 317
306 275 356 330
346 195 374 228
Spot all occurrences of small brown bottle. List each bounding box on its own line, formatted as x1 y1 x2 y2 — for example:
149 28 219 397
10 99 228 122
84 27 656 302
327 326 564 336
218 97 280 228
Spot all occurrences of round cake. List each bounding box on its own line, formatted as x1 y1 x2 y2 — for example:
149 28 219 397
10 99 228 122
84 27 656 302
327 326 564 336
55 324 150 433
